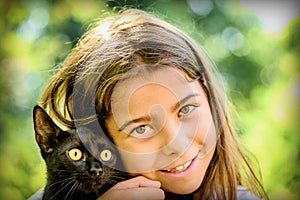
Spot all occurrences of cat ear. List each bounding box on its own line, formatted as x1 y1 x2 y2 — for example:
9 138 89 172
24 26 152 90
33 105 62 153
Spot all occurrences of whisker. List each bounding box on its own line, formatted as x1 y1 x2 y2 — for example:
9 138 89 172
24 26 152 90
46 177 74 189
48 179 75 200
64 181 79 200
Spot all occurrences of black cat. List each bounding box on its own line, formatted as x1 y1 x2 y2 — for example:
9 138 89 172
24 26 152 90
33 105 130 200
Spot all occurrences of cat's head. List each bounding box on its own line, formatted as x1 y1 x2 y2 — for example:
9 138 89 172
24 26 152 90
33 105 126 195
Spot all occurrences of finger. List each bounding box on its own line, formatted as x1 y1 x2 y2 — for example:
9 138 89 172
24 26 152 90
98 187 165 200
113 176 161 190
127 187 165 200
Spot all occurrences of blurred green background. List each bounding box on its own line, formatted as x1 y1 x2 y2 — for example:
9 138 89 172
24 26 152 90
0 0 299 199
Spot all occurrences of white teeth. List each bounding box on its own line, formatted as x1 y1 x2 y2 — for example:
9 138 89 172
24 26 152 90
184 161 192 168
175 165 184 172
164 160 192 173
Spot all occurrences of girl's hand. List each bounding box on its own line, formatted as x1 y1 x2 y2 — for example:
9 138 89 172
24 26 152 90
97 176 165 200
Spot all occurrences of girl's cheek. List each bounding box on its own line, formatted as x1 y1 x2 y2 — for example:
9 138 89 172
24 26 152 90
198 122 217 157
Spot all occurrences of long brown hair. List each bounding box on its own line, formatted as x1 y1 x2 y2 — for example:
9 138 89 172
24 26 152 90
40 9 268 200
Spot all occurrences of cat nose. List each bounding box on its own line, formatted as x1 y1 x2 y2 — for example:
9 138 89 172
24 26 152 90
90 161 103 176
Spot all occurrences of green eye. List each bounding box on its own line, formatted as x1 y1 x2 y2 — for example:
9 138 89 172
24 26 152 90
100 149 112 162
68 148 83 161
180 105 190 114
135 125 146 134
179 105 197 116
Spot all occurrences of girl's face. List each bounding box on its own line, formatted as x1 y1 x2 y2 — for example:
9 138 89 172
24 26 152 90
105 67 217 194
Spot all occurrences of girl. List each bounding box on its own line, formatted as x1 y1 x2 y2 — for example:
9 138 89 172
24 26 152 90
37 9 268 200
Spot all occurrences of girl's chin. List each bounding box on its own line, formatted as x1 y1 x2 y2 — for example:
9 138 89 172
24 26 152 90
162 182 200 195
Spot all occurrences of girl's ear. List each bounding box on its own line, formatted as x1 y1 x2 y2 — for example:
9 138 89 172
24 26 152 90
33 105 61 153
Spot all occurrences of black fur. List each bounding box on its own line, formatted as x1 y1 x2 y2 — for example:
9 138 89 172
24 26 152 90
33 105 130 200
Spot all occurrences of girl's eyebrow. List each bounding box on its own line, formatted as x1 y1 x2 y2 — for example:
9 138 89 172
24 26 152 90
118 93 201 132
118 115 151 132
170 93 201 113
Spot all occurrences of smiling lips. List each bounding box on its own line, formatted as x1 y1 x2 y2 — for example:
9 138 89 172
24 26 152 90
160 159 193 173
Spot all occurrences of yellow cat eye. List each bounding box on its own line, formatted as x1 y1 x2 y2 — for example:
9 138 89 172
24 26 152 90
100 149 112 162
68 148 83 161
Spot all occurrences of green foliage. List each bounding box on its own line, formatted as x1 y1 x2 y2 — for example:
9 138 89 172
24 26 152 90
0 0 298 199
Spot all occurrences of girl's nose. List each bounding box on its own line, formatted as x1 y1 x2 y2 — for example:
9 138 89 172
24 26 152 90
160 120 193 157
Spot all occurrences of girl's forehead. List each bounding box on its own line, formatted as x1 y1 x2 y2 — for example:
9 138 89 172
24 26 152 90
109 67 204 120
111 67 198 101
